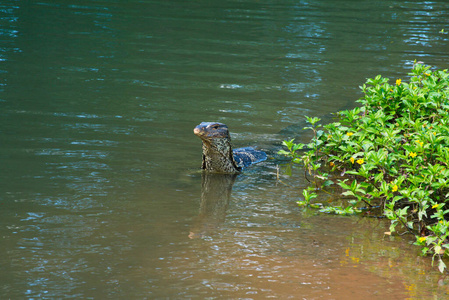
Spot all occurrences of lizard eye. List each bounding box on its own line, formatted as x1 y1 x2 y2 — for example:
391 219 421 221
210 124 220 129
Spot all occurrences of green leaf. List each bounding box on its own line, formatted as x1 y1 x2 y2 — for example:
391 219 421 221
323 180 334 187
438 259 446 273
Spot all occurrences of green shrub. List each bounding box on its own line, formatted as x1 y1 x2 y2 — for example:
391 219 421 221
280 62 449 273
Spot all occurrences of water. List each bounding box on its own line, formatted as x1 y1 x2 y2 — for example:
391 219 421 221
1 0 449 298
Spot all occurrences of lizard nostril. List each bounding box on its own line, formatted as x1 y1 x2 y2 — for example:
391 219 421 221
193 127 201 135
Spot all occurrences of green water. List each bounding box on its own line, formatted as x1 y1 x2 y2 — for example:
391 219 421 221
1 1 449 298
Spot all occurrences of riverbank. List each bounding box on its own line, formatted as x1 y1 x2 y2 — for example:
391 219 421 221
280 62 449 273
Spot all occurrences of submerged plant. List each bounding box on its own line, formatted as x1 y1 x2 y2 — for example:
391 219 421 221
279 62 449 273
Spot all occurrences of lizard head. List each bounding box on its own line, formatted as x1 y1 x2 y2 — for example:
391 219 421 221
193 122 230 141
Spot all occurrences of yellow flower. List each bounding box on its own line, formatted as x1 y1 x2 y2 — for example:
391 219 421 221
418 237 426 243
424 73 430 76
350 157 355 164
432 204 439 209
396 79 402 85
329 162 335 167
409 152 417 158
416 140 423 146
346 132 354 137
351 256 360 263
356 158 364 165
327 134 332 140
392 185 398 192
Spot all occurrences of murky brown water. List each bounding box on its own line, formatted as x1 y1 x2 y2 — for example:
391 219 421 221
1 0 449 298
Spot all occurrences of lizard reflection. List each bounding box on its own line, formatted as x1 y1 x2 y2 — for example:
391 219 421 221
189 172 237 239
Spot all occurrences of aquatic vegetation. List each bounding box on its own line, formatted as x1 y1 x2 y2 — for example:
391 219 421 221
280 62 449 273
